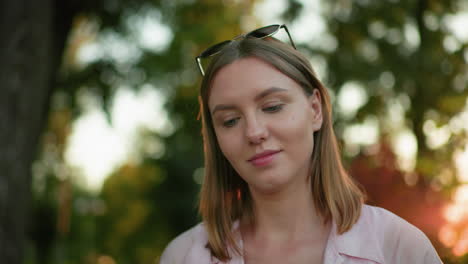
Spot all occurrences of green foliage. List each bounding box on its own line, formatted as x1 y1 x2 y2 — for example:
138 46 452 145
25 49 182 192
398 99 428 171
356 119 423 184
97 163 168 263
302 0 467 182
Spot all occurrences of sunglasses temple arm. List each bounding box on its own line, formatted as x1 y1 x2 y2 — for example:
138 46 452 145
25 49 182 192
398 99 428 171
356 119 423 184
282 25 297 50
196 57 205 76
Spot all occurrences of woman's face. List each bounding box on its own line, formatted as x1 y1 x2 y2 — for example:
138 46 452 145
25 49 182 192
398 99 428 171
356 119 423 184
208 57 323 194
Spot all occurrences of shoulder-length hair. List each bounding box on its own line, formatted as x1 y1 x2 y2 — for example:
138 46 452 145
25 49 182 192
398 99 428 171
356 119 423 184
198 37 364 261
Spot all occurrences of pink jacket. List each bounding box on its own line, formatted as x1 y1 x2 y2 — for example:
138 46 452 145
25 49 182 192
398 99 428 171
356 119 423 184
160 205 442 263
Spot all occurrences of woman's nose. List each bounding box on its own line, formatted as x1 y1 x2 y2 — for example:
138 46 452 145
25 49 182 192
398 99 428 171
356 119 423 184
245 117 268 145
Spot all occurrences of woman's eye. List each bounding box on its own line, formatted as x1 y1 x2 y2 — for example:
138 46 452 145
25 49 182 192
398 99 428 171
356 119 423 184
223 118 239 127
263 104 284 113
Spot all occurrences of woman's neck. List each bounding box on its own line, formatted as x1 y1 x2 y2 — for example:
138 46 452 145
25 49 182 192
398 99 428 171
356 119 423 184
242 178 327 243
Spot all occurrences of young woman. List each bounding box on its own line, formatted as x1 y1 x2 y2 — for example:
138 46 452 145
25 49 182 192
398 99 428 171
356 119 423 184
160 25 441 264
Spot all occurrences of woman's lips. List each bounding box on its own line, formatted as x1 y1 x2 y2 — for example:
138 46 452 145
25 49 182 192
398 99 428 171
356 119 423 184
248 150 282 167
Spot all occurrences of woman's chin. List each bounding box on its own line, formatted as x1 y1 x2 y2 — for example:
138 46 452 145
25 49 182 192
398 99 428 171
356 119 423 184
248 176 293 196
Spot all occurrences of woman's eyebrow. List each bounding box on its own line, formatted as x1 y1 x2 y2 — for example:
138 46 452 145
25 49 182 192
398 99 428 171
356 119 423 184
211 104 236 115
254 86 287 101
211 87 288 115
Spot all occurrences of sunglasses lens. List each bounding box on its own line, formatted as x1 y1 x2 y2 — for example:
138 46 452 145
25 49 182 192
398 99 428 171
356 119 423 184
247 25 280 38
200 40 232 57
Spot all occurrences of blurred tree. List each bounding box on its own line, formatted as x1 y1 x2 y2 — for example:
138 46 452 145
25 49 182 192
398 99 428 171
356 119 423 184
97 162 167 263
0 0 151 263
293 0 467 183
0 0 71 262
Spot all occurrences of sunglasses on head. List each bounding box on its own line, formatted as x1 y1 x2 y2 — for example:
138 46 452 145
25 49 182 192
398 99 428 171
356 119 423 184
195 24 296 76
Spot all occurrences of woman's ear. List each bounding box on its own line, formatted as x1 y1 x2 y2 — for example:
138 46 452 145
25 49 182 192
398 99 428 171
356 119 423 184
308 89 323 131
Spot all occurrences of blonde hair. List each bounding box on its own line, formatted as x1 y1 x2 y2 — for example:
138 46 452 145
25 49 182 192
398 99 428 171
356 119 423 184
198 37 364 261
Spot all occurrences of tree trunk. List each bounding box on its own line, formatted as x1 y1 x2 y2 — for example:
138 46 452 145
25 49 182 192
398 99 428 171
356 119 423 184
0 0 54 262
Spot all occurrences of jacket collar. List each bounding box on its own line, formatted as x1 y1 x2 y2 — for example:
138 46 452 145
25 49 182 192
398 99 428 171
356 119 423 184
325 209 384 264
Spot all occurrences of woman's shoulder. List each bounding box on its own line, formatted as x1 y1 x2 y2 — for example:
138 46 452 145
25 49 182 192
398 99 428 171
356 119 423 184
159 223 211 264
358 204 441 263
360 204 428 241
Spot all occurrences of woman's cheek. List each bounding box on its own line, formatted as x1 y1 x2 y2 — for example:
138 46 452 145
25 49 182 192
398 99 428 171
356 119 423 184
217 132 237 156
283 114 313 145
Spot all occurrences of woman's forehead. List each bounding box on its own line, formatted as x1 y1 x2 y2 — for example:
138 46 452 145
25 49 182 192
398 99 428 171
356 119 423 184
210 58 290 92
207 57 302 108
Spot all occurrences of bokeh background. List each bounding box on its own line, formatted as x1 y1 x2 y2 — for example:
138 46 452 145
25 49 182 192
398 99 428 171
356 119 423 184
1 0 468 263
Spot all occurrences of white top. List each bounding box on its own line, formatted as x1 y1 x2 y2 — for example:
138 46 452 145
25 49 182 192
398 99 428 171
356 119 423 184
160 205 442 264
